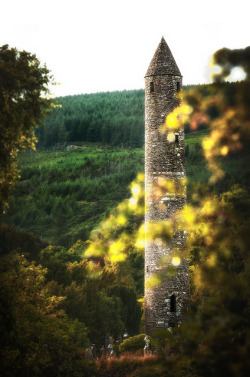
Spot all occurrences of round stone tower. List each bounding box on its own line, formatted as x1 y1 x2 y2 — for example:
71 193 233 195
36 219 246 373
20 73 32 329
145 37 189 334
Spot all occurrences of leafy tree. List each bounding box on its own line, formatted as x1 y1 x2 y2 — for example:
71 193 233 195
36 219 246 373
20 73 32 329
0 44 55 212
0 253 91 377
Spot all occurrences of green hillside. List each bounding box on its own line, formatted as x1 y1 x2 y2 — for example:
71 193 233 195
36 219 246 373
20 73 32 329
2 83 249 248
3 127 248 248
3 146 143 247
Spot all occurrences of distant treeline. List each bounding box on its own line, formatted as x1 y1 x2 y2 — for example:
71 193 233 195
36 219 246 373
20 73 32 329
37 90 145 148
37 83 239 148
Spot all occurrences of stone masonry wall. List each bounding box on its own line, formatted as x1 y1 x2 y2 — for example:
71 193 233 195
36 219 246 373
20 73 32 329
145 71 190 334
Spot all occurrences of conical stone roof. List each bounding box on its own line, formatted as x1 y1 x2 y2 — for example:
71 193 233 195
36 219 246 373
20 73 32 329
145 37 181 77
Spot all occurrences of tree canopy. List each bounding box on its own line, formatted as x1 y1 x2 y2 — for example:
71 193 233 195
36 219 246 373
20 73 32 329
0 44 55 212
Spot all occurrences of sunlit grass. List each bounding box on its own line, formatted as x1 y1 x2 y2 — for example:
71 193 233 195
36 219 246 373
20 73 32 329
185 128 210 145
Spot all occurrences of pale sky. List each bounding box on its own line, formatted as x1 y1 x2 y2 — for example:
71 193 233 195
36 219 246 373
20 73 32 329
1 0 249 97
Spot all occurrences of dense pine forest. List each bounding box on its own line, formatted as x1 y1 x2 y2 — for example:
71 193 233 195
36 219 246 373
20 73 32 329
36 85 212 149
1 72 250 377
37 90 145 148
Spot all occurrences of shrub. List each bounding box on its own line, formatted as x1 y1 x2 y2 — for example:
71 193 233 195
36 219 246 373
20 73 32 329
119 334 154 354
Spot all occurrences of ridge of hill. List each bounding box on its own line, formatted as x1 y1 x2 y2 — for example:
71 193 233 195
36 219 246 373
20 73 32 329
37 83 216 149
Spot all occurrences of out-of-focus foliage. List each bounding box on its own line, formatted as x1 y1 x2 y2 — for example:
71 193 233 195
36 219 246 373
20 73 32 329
0 45 56 212
188 48 250 182
145 46 250 377
153 184 250 376
85 173 145 263
212 46 250 82
0 252 95 377
177 187 250 377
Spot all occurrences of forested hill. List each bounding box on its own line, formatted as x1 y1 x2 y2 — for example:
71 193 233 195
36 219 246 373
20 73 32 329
37 90 145 148
37 84 217 149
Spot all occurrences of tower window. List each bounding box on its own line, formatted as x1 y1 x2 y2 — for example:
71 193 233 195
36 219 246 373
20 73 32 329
168 322 176 328
170 294 176 312
150 82 154 93
176 82 181 92
175 134 179 143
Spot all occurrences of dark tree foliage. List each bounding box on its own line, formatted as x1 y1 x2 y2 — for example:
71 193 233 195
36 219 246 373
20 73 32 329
36 84 237 150
0 44 55 212
37 90 145 148
107 285 142 335
212 46 250 82
41 242 142 348
0 252 94 377
0 223 46 261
